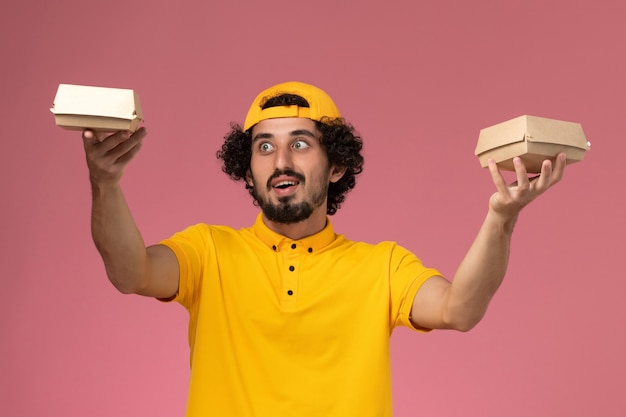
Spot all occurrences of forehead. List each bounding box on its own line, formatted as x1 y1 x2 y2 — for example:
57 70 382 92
251 117 319 138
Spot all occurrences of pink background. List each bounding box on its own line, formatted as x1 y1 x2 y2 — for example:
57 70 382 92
2 0 625 416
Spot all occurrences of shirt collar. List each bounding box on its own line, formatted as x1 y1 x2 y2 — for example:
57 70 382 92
252 212 337 253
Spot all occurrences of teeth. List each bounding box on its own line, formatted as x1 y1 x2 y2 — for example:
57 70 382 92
275 181 297 188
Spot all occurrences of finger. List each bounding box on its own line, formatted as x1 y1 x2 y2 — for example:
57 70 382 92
82 129 94 140
550 153 566 185
82 130 103 156
82 130 123 149
487 158 511 195
512 157 531 192
130 127 148 141
82 129 101 147
534 153 566 192
532 159 554 193
111 128 147 152
84 129 120 143
116 140 144 165
106 128 147 161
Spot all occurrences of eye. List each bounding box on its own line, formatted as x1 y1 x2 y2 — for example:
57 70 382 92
293 140 310 150
258 142 274 153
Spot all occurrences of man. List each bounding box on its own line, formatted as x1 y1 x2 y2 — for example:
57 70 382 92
81 81 566 416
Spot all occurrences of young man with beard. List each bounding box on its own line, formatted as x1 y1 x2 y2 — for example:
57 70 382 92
81 81 566 416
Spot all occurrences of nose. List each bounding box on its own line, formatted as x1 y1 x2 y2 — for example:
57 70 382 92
274 144 294 171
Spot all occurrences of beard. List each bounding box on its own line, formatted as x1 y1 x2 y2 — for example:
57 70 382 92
251 169 329 224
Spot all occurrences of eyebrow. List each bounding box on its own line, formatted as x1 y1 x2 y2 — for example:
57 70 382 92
252 129 318 142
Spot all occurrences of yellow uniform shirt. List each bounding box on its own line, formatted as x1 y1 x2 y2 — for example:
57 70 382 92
161 213 441 417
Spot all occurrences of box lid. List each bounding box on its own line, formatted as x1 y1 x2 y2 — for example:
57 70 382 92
50 84 143 121
475 115 589 155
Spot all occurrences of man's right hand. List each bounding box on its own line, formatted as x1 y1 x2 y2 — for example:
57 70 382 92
82 127 147 186
81 126 179 299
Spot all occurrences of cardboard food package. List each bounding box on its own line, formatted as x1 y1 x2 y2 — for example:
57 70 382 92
50 84 143 132
475 115 590 173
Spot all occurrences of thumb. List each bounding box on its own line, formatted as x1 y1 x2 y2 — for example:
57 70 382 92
82 129 106 144
82 129 94 140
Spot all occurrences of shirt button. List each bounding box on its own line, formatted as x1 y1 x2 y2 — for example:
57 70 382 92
289 265 295 272
307 247 313 253
287 290 294 296
291 243 297 249
272 245 277 251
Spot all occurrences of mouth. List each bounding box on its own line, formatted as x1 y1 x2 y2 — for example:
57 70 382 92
271 178 300 196
273 179 299 189
267 170 305 197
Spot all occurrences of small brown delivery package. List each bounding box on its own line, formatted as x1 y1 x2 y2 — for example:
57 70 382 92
50 84 143 132
475 115 590 173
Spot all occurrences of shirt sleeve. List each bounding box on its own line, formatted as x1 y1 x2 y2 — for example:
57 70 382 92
159 223 212 310
387 243 442 332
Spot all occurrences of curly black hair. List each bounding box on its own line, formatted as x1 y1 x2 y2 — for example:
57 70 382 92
216 93 364 215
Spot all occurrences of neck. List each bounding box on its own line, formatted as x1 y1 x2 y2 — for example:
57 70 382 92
262 208 328 240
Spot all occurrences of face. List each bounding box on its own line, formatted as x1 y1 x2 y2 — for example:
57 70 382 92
248 118 344 224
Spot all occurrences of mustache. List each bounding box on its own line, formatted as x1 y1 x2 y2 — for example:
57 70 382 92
266 169 306 190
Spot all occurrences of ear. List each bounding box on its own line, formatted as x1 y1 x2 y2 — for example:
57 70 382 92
245 170 254 187
329 165 347 183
